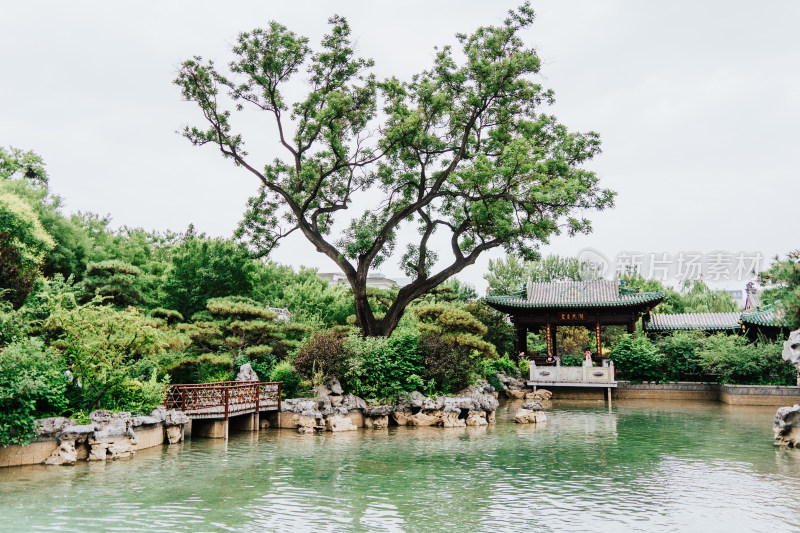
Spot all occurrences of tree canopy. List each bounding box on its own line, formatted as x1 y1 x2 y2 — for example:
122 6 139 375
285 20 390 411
760 250 800 329
175 4 614 336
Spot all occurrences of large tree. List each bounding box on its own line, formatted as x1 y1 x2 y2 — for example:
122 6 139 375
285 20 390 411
175 5 614 336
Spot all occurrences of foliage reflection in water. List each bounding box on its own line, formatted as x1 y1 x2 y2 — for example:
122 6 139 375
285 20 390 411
1 400 800 532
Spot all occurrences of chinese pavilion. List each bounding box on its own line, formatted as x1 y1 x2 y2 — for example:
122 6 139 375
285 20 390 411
485 279 665 361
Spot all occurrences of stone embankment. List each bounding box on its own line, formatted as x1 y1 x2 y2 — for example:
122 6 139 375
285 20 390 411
1 408 189 468
271 379 501 434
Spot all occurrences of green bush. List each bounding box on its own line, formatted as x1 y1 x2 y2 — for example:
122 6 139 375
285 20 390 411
699 335 795 385
609 335 661 382
105 370 169 413
655 330 707 381
486 373 504 391
164 353 234 384
269 360 304 399
293 329 348 380
485 353 517 376
150 307 184 324
415 304 497 360
0 338 67 446
418 334 482 394
560 353 584 367
343 329 424 401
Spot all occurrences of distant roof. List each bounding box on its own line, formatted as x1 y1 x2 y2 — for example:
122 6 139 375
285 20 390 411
485 280 665 309
647 312 741 331
741 304 789 328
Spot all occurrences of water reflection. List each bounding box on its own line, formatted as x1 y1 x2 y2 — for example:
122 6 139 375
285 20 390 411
0 400 799 532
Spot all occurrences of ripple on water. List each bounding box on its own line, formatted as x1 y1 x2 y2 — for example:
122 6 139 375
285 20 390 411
1 401 799 532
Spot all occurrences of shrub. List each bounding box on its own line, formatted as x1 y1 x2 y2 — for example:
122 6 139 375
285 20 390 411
415 304 497 360
560 353 584 367
150 307 184 324
293 329 348 380
46 303 188 410
164 353 234 384
342 329 424 401
81 260 144 307
463 301 515 357
418 334 482 394
486 373 504 391
655 330 707 380
269 360 304 399
105 370 169 414
485 353 517 376
699 335 795 385
609 335 661 382
0 338 67 446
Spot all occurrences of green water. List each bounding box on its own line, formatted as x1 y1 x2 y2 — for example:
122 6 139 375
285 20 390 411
2 400 800 532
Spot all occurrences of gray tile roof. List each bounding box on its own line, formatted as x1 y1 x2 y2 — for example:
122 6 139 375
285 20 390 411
741 305 789 328
485 280 665 309
647 312 741 331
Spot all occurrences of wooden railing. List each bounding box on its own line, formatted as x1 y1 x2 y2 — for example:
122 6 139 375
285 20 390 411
164 381 281 419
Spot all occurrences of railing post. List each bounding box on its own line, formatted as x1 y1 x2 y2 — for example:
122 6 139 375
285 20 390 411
278 382 282 412
255 383 260 413
181 388 186 410
224 386 229 420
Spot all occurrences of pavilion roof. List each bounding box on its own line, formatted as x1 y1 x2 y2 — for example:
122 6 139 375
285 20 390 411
647 312 741 331
485 280 665 309
740 304 789 328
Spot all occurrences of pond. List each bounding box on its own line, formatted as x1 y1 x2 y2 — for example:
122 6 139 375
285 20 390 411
1 399 799 532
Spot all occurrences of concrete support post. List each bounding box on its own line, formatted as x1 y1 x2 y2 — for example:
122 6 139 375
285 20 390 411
231 413 259 432
192 419 229 439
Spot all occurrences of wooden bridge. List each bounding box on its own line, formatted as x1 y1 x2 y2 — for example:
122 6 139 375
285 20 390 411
164 381 282 439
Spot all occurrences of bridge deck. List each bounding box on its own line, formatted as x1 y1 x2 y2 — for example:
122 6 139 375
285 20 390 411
165 381 282 420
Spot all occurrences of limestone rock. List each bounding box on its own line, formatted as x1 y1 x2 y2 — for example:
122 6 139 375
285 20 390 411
92 412 136 441
515 408 547 424
60 424 98 441
440 407 466 428
775 404 800 447
422 396 445 411
130 415 160 427
392 407 413 426
408 411 441 427
45 440 77 465
522 401 543 411
364 415 389 429
533 389 552 400
466 411 488 427
164 409 190 427
505 389 526 400
89 410 113 425
149 407 167 423
409 391 426 409
235 363 259 382
35 417 75 438
283 399 317 413
364 405 393 417
296 414 318 434
327 378 344 395
106 439 136 460
326 415 357 432
166 425 184 444
497 371 526 390
455 384 500 412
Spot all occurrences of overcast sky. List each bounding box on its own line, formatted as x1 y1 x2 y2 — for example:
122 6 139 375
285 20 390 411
2 1 798 293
